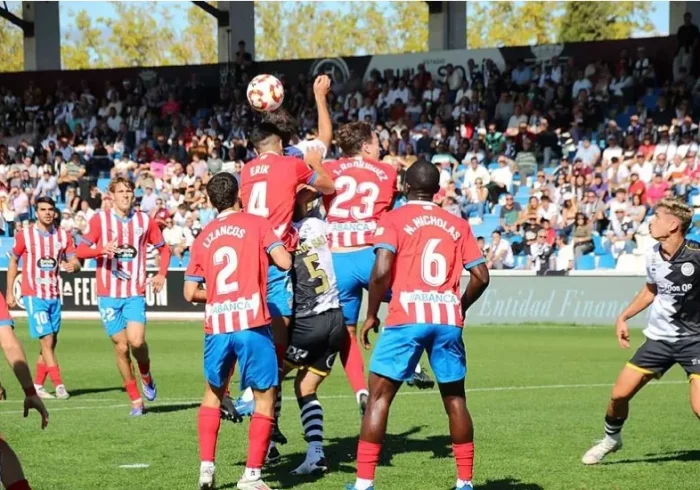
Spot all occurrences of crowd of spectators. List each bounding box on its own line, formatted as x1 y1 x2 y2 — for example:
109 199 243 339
1 19 700 270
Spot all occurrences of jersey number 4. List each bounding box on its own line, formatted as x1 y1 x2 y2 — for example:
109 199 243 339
328 176 379 220
247 182 269 218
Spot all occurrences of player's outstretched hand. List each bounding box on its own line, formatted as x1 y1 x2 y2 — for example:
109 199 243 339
102 240 118 258
361 316 380 350
24 394 49 430
149 274 166 294
313 75 331 99
616 316 630 349
61 261 76 273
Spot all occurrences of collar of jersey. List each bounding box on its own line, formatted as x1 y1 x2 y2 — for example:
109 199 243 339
33 224 57 237
406 200 437 206
217 209 236 219
111 209 135 223
660 239 687 262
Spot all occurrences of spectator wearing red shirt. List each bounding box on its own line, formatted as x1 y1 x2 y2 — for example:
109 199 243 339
646 173 669 206
161 94 181 118
638 134 655 160
628 171 647 205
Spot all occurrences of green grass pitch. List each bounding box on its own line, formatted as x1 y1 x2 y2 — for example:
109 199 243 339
0 321 698 490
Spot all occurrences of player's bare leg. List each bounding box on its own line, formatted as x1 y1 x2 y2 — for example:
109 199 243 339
37 334 67 399
0 438 32 490
689 375 700 420
290 369 328 475
582 365 654 465
269 315 289 444
341 325 369 413
439 381 474 490
110 330 143 415
126 321 156 402
348 373 402 490
237 387 277 490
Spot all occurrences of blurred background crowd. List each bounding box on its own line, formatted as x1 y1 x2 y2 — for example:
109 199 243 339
1 13 700 272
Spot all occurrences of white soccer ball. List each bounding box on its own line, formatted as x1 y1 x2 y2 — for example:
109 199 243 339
246 74 284 112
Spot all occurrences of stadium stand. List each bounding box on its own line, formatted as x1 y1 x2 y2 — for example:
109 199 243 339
1 21 699 274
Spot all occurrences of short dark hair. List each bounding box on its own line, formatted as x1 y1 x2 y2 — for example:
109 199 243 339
336 122 374 157
249 122 283 151
260 108 297 146
35 196 56 210
206 172 239 212
404 159 440 195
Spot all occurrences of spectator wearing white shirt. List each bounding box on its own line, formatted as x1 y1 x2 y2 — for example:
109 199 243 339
572 70 592 98
631 152 655 183
507 104 528 129
357 99 377 124
574 137 601 166
486 156 513 204
486 230 514 270
606 156 631 189
609 67 634 98
455 80 473 105
527 229 554 273
605 208 637 258
443 64 464 92
422 79 441 103
140 185 158 214
462 157 491 189
602 136 623 163
388 79 411 106
343 90 363 111
554 235 574 272
537 195 559 223
106 107 122 133
608 188 630 224
162 217 187 260
549 56 563 85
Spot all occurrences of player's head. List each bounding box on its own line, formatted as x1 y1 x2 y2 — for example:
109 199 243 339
206 172 239 212
109 177 135 214
650 198 692 240
260 107 298 146
250 122 284 155
34 196 56 227
292 185 318 222
337 122 380 160
404 159 440 200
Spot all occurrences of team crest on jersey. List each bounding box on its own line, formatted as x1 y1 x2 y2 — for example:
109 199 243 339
133 226 144 236
682 262 695 277
115 244 138 262
36 256 57 271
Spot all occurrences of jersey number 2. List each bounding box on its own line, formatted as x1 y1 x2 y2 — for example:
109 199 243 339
328 176 379 220
214 246 239 294
421 239 447 287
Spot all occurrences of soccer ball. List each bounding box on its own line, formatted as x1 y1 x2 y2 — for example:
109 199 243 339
246 74 284 112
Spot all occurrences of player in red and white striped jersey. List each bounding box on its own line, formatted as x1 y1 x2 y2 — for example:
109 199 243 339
76 177 171 416
322 122 400 411
183 172 291 490
6 197 81 400
347 160 490 490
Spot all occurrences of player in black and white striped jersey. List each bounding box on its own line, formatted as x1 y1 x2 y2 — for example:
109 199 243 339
582 198 700 465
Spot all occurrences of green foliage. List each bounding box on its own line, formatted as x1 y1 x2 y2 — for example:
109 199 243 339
0 2 24 72
254 1 428 61
467 1 657 48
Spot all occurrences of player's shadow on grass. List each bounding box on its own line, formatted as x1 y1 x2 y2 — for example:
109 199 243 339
69 387 124 398
605 449 700 465
478 478 544 490
146 402 200 414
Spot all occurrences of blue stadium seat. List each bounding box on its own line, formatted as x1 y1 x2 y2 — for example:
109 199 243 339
513 255 528 269
596 254 616 270
482 215 500 230
575 254 595 270
642 94 658 111
492 204 502 217
592 233 607 255
97 178 111 192
488 162 499 171
615 113 630 130
515 195 530 207
543 167 556 177
516 185 530 197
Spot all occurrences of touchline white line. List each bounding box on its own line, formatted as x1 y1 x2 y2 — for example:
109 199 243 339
0 380 688 414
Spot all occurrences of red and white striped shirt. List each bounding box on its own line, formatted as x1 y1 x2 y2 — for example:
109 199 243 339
80 210 165 298
373 201 484 328
323 157 398 248
12 225 75 299
185 211 283 335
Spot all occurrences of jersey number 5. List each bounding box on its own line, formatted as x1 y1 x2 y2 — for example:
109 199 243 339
328 176 379 220
214 246 239 294
302 253 329 294
421 238 447 287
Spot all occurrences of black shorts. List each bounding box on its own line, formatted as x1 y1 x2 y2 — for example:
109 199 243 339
628 337 700 379
285 308 346 377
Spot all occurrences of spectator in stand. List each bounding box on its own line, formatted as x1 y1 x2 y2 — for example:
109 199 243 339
461 178 488 221
486 230 514 270
486 155 513 204
572 212 595 260
553 235 575 272
647 172 669 207
574 136 601 166
527 228 554 273
162 217 187 260
605 208 637 257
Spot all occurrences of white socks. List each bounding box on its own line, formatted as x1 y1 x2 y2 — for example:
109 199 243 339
244 467 261 481
356 389 369 405
456 479 472 489
354 478 374 490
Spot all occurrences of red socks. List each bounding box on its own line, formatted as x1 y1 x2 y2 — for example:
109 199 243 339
124 380 141 403
137 360 152 385
7 480 31 490
357 440 382 480
341 331 368 394
34 363 48 386
198 406 221 462
47 366 63 387
246 413 274 469
453 442 474 481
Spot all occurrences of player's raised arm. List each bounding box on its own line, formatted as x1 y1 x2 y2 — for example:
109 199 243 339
313 75 333 149
303 148 335 195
